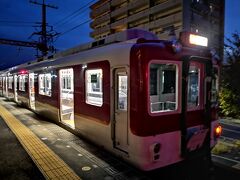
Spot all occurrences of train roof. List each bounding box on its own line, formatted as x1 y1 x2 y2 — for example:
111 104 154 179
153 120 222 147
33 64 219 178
3 29 158 75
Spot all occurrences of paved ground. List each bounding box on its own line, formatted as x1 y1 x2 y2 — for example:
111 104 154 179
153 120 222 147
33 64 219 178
0 98 240 180
211 118 240 173
0 116 44 180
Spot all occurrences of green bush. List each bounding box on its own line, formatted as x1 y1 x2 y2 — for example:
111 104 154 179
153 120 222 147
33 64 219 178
219 32 240 118
219 87 240 118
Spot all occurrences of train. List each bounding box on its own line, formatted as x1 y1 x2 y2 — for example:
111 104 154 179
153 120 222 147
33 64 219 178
0 29 222 171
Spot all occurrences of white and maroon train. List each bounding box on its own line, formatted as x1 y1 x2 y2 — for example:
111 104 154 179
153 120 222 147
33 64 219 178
0 29 222 171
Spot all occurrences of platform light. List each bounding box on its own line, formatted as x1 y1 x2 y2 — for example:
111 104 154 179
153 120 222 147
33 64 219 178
189 34 208 47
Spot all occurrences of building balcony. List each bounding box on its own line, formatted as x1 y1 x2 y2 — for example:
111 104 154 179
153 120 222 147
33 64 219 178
149 11 182 30
111 18 128 29
127 9 149 23
90 0 109 9
90 25 110 37
128 0 149 10
111 4 128 18
90 14 110 28
150 0 182 15
111 0 127 7
90 3 110 18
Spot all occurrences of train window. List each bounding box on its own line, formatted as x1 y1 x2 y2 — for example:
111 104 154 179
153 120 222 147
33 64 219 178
187 65 200 108
61 69 73 90
211 66 219 104
8 76 13 89
149 63 177 113
85 69 103 106
38 73 52 96
118 73 128 111
18 75 26 91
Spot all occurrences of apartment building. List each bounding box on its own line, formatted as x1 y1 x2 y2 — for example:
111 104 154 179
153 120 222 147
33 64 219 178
90 0 225 56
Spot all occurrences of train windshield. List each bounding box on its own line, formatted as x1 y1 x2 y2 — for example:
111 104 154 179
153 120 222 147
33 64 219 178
211 66 219 105
149 63 178 113
187 65 200 108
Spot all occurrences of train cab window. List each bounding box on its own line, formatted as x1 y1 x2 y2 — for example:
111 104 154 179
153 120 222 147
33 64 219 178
149 63 178 113
211 66 219 104
8 76 13 89
38 73 52 96
85 69 103 106
18 75 26 91
187 65 200 109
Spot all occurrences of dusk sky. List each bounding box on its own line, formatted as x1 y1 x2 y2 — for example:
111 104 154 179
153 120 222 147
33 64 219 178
0 0 240 70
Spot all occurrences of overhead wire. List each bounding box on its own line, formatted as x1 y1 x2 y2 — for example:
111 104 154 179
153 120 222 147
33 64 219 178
54 0 97 41
54 0 96 28
54 19 91 41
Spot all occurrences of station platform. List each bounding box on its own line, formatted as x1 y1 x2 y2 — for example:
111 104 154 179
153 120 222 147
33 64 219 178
0 98 147 180
1 97 240 180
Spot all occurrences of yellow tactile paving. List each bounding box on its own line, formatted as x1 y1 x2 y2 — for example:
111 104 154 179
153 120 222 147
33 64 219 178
0 105 81 180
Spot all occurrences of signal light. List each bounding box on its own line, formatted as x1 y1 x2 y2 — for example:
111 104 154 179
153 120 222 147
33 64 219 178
214 125 222 138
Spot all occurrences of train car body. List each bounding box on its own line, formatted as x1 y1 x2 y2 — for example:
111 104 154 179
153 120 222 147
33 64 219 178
0 29 221 171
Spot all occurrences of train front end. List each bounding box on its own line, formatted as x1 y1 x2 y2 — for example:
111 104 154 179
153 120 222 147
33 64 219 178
128 32 221 170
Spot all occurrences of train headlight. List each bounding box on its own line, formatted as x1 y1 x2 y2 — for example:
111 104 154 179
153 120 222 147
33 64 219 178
189 34 208 47
179 32 208 48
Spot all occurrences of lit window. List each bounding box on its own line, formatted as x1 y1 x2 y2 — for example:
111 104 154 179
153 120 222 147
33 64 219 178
149 63 178 113
211 67 219 104
18 75 27 91
61 69 73 90
60 69 73 100
8 76 13 89
117 73 128 111
0 77 2 88
39 73 52 96
85 69 103 106
187 66 200 108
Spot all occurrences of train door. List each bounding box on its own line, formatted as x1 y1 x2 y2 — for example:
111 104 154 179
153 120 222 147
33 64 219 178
3 77 8 97
181 57 212 156
114 68 128 152
14 75 18 102
28 73 35 110
0 77 2 96
59 68 75 128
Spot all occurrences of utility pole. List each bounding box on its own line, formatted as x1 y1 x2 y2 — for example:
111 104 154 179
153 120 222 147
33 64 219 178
30 0 58 56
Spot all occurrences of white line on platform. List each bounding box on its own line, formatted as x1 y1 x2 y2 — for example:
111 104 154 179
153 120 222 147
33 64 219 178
220 136 238 141
212 154 240 164
223 128 240 134
220 121 240 128
233 163 240 169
